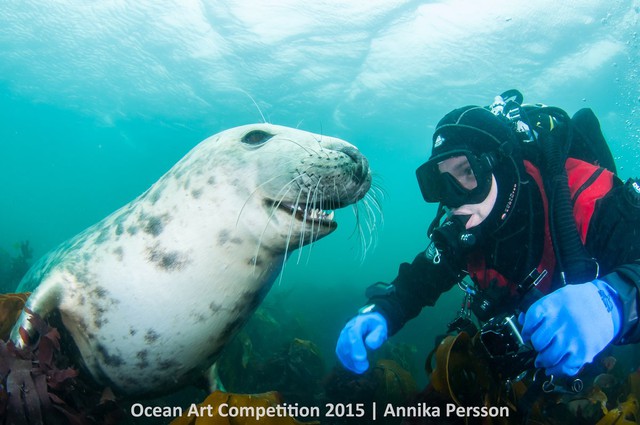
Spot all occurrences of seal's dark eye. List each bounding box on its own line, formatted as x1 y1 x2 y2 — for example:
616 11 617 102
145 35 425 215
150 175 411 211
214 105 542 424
242 130 273 145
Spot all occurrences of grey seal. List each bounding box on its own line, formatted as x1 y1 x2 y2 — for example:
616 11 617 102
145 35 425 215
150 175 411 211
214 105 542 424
10 123 372 396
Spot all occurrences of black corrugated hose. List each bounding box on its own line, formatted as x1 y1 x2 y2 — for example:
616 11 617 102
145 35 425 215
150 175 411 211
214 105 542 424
538 107 598 285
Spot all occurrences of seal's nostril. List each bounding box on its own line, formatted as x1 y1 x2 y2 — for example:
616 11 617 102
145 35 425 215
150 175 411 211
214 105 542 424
339 146 362 163
338 146 369 184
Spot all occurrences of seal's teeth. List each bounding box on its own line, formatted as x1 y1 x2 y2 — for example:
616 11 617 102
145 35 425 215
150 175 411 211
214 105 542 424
307 209 335 222
269 199 336 227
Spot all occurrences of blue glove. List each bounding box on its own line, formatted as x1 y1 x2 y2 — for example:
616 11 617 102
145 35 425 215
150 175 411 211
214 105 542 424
520 280 622 376
336 311 388 374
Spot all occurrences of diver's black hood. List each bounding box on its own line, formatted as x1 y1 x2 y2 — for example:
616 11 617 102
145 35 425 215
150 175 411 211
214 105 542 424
431 105 528 233
431 106 517 158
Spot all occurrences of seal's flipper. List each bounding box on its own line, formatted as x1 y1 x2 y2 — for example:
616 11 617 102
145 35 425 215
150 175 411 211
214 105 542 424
9 274 64 349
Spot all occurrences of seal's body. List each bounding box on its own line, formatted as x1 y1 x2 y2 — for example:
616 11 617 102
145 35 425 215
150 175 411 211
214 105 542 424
11 124 371 396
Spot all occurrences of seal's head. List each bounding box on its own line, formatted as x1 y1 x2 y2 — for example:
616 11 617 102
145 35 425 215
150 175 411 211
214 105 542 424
251 125 370 232
179 123 372 252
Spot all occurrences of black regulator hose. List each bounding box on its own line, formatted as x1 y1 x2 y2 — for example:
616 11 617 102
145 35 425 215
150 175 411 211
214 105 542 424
538 109 597 284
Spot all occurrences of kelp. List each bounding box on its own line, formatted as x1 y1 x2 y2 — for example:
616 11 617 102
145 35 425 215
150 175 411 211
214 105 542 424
0 309 85 424
371 359 418 406
423 330 640 425
170 391 320 425
630 369 640 401
218 331 325 406
0 292 30 340
566 386 609 422
596 395 638 425
428 332 496 408
0 304 121 425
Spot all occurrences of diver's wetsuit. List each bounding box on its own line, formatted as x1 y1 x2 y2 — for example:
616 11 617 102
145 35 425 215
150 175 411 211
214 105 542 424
365 163 640 346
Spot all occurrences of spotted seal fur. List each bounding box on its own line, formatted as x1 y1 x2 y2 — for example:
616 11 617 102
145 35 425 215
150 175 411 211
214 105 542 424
10 123 371 396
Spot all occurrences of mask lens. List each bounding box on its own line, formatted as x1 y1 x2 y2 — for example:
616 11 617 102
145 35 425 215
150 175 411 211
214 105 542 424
416 151 490 207
437 155 478 191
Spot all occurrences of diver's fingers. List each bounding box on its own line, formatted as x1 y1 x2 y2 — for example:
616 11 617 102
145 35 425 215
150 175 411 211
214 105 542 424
543 337 584 377
364 323 387 350
520 302 546 343
336 318 369 374
528 319 556 355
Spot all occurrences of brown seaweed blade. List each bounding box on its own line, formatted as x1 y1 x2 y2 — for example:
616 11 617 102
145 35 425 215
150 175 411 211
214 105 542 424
0 306 91 425
171 391 320 425
0 293 30 341
596 395 638 425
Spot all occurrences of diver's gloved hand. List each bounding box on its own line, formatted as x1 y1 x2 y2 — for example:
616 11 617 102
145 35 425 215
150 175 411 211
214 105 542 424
336 312 388 374
519 280 622 377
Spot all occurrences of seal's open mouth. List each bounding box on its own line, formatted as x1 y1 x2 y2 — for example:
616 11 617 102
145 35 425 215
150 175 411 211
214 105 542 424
265 200 337 229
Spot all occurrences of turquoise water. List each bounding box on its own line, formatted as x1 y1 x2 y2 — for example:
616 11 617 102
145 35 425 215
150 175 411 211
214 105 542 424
1 0 639 393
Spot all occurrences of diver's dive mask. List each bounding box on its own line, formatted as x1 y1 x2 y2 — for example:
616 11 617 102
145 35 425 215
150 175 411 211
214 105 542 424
416 149 495 208
417 103 520 209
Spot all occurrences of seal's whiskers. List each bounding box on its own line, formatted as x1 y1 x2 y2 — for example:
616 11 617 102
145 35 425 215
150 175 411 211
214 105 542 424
280 137 323 157
238 89 269 123
252 174 306 274
297 176 324 264
235 156 309 228
347 182 384 262
277 187 306 285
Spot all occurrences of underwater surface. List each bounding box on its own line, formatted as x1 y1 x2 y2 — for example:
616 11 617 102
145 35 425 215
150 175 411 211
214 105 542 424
1 0 639 420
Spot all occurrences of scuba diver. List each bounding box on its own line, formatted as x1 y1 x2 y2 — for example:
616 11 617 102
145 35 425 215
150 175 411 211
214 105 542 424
336 91 640 383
